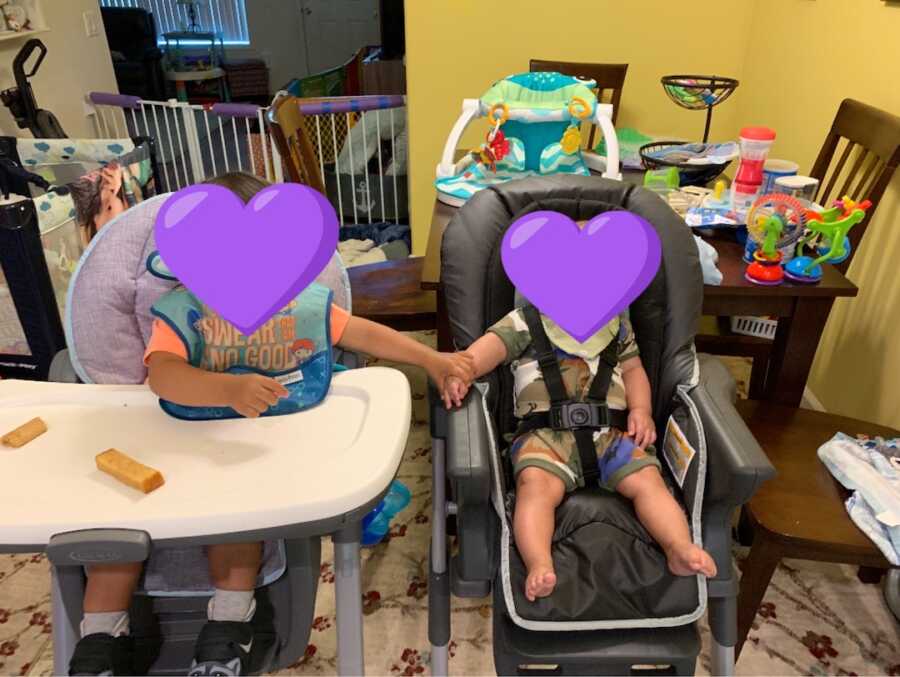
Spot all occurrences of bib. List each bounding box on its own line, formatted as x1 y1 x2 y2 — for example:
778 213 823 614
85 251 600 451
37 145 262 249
150 282 336 420
541 314 620 360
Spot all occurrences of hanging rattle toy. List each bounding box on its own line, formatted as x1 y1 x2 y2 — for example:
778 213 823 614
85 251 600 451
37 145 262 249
784 196 871 283
469 103 510 172
560 96 592 155
743 193 807 286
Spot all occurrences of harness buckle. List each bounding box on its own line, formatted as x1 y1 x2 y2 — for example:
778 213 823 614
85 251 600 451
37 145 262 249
549 402 610 431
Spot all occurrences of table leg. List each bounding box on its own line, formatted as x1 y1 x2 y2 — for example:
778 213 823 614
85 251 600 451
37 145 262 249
436 288 453 352
51 565 85 676
736 532 783 659
764 297 834 406
334 523 365 676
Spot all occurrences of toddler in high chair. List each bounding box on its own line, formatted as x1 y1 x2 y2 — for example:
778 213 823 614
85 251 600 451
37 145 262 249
69 172 474 677
445 282 716 602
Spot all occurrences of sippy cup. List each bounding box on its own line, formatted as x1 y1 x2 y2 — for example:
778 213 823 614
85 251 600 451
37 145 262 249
731 126 776 220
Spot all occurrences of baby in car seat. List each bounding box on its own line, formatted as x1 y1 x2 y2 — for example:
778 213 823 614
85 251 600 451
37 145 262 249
446 242 716 602
69 172 474 677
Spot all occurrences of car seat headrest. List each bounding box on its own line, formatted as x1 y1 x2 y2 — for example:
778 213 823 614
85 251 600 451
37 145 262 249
66 193 352 385
440 174 703 419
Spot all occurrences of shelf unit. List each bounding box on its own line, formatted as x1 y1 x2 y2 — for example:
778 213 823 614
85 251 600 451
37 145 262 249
0 0 48 41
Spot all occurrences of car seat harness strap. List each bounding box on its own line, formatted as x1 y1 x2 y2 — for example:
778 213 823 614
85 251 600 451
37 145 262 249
519 304 624 483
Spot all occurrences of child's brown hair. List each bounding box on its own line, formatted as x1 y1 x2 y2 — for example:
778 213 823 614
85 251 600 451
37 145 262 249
203 171 270 203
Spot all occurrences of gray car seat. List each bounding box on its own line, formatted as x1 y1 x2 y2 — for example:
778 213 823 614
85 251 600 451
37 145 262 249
427 175 776 676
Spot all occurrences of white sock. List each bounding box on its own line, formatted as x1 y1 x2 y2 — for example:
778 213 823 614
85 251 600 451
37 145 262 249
80 610 129 638
208 589 256 623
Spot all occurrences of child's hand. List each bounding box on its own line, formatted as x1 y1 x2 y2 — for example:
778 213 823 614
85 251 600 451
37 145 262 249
425 351 475 396
627 408 657 449
225 374 289 418
443 375 470 409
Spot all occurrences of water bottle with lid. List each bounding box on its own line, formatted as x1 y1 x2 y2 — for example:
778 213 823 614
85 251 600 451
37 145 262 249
361 480 411 546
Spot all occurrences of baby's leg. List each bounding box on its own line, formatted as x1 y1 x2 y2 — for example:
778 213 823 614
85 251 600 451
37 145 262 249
84 562 143 615
69 564 143 674
617 466 717 577
207 542 263 619
515 467 566 601
190 543 264 676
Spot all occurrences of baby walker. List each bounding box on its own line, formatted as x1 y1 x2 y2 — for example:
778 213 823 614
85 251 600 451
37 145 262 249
434 72 621 206
743 193 807 285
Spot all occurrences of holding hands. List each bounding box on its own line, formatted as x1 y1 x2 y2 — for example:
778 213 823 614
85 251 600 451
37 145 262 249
426 351 476 409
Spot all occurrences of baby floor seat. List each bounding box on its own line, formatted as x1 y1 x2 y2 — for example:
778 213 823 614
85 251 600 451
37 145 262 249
428 175 775 676
49 193 353 674
434 72 621 206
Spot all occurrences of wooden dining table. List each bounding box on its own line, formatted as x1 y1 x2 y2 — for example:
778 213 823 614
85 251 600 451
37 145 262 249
419 172 858 408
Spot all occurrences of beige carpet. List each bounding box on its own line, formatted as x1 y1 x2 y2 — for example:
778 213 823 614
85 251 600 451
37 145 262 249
1 335 897 676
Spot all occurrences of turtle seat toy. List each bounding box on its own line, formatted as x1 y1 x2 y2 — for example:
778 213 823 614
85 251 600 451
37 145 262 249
434 72 621 206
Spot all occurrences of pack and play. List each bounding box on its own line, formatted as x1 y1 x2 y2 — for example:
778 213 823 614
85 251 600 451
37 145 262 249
434 72 621 206
0 136 157 380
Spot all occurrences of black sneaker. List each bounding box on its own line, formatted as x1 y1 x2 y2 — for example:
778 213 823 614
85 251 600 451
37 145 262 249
68 633 134 676
188 621 253 676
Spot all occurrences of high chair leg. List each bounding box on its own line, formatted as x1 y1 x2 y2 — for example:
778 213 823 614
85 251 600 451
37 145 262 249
51 564 85 676
430 435 451 677
334 523 365 676
710 641 734 677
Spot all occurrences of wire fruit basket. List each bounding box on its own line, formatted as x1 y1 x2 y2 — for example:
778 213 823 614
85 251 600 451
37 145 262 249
639 140 731 187
661 75 739 143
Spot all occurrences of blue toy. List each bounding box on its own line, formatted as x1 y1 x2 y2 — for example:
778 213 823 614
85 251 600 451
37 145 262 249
434 72 621 206
361 480 412 546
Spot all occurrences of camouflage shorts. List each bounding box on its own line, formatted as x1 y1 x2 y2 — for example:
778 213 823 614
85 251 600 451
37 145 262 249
510 427 661 492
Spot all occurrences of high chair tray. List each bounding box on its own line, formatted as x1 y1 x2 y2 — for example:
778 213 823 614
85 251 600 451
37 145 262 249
0 367 411 547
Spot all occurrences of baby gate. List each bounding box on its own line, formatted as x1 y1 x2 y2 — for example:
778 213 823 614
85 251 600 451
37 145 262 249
85 92 409 226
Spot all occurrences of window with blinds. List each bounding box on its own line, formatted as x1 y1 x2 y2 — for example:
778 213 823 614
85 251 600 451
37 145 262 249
99 0 250 45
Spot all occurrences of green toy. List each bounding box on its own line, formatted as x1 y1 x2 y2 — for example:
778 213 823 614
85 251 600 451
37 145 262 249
785 196 871 283
643 166 679 194
759 214 784 259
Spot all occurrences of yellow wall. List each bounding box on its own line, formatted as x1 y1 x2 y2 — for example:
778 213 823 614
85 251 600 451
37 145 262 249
405 0 757 253
0 0 118 138
406 0 900 427
736 0 900 427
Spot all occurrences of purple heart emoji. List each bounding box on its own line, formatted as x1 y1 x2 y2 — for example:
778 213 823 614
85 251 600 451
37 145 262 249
501 210 661 342
154 183 338 336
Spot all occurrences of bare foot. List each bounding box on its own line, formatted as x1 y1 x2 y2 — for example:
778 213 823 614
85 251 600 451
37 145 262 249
525 565 557 601
665 542 717 577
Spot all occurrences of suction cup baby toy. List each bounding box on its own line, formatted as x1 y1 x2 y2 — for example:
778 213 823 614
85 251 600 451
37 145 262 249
434 72 621 206
743 193 807 286
784 196 870 283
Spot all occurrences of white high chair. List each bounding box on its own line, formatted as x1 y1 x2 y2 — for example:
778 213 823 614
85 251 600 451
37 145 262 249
0 194 412 676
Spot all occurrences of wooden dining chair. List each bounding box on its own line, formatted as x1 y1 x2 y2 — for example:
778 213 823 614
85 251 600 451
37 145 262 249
266 93 437 333
808 98 900 273
267 93 326 194
529 59 628 147
696 99 900 400
734 401 898 659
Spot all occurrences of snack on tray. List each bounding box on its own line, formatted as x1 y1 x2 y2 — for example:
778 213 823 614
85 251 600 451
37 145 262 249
96 448 165 493
2 417 48 447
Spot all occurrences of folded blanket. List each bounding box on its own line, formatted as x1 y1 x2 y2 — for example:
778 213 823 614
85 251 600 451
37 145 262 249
338 239 387 267
818 433 900 565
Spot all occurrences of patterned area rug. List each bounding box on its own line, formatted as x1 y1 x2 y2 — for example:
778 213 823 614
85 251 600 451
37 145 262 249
1 336 897 676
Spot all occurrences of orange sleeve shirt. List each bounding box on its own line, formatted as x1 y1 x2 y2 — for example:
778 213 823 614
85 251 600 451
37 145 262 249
143 304 351 366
